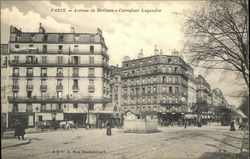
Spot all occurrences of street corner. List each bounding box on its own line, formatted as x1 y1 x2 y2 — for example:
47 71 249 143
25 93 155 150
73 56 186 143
2 138 31 149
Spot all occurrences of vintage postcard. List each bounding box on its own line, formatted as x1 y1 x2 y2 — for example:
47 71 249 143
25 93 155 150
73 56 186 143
1 0 249 159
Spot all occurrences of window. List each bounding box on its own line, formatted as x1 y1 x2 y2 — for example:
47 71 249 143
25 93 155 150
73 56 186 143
131 88 134 95
90 45 94 54
57 68 63 76
137 70 140 75
175 86 179 94
148 97 151 104
57 91 62 99
58 45 63 53
13 92 18 98
15 45 19 48
74 45 78 52
89 56 94 64
163 96 166 103
169 97 173 103
168 58 172 63
154 77 157 83
41 79 46 86
88 68 95 77
154 67 157 72
57 79 62 86
13 68 19 74
169 86 173 94
153 97 157 103
147 87 151 94
163 86 166 92
174 67 178 73
41 91 46 98
168 76 172 83
27 104 33 112
42 56 47 64
132 70 135 75
175 77 179 83
73 79 78 87
163 76 166 83
27 79 32 86
148 77 151 84
41 104 46 110
41 68 47 76
124 89 127 95
136 88 139 95
57 56 63 64
27 91 32 98
136 79 139 85
175 97 179 103
14 56 19 63
142 87 145 94
13 79 18 86
42 45 47 53
73 103 78 109
153 87 157 93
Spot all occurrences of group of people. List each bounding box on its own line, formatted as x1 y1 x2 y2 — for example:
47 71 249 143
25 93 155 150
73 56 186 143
14 121 25 140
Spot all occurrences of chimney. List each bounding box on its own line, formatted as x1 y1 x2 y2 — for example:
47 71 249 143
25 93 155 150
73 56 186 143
71 27 75 33
39 23 45 33
138 49 144 58
154 44 159 55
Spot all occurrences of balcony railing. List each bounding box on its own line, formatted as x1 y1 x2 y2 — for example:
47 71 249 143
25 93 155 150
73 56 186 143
9 60 109 68
40 73 47 77
56 84 63 90
88 74 95 78
12 73 19 77
12 85 19 90
88 85 95 92
8 96 111 104
40 109 63 113
56 72 63 77
26 72 33 77
72 72 79 77
40 85 47 90
72 85 79 90
26 85 34 90
26 109 33 113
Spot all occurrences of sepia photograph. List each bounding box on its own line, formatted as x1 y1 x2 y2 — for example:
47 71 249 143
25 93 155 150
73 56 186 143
1 0 249 159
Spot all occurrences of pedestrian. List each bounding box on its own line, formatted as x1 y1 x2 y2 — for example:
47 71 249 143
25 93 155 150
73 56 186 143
184 118 187 129
230 120 236 131
14 121 25 140
106 119 112 136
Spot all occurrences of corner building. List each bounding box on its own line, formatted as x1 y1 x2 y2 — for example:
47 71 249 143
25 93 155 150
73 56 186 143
120 51 188 123
8 24 110 128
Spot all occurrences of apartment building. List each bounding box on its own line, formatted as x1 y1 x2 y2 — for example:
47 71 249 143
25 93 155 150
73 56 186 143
7 24 111 128
120 48 189 123
186 65 197 112
1 44 10 131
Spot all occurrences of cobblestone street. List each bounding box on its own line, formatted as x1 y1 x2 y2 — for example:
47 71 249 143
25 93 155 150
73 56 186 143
2 125 247 159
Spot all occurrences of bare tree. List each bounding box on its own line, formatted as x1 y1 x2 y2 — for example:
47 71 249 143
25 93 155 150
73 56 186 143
182 0 249 89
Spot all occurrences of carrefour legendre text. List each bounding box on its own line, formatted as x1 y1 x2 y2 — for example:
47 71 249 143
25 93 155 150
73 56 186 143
50 8 161 13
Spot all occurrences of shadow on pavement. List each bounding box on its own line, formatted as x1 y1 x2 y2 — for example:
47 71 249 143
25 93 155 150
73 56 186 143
199 152 240 159
199 151 249 159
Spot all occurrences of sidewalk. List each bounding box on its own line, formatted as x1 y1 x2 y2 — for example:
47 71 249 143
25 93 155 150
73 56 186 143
1 138 31 149
239 130 249 159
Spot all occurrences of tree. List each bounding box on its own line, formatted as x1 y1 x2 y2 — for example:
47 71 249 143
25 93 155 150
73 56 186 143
182 0 249 89
239 92 249 118
191 100 209 127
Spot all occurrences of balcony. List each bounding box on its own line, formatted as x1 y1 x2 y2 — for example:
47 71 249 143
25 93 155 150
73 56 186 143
26 109 33 113
88 74 95 78
12 73 19 77
12 85 19 91
56 84 63 90
72 85 79 91
56 72 63 77
40 85 47 90
40 73 47 78
72 72 79 77
88 85 95 92
40 109 63 113
26 85 34 90
8 96 111 104
26 72 33 77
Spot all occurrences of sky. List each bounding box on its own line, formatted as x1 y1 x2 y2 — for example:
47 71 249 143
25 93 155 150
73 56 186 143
0 1 247 107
